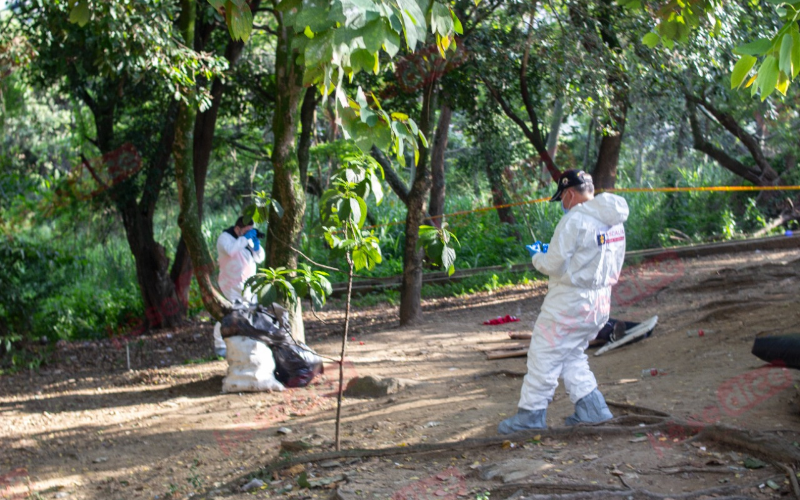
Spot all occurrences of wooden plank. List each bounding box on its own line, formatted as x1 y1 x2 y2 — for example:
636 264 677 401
486 348 528 360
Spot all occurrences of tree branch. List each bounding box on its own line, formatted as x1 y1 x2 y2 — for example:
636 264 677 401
688 94 779 184
686 98 763 185
482 77 559 182
371 146 409 205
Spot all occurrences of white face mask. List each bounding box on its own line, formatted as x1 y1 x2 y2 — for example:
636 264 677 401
561 191 571 214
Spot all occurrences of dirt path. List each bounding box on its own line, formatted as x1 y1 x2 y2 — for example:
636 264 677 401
2 248 799 499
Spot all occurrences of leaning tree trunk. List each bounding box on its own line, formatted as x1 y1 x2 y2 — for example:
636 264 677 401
399 83 436 326
173 0 230 320
428 104 451 227
170 15 256 307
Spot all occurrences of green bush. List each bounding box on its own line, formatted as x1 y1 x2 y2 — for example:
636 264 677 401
0 236 143 344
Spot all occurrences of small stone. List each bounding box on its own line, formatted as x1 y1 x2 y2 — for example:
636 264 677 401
277 427 292 435
479 458 554 483
320 460 341 468
54 493 70 499
241 479 265 492
281 440 311 453
93 457 109 464
344 376 401 398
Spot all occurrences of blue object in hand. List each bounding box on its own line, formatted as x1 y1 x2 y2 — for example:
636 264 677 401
526 241 542 257
541 243 549 253
244 228 260 252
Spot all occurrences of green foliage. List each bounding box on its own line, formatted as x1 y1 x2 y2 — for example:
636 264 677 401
244 267 298 307
292 264 333 311
633 0 800 100
54 0 229 108
418 224 460 276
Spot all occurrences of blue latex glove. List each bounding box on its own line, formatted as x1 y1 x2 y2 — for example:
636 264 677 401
526 242 542 257
526 241 549 257
244 229 260 252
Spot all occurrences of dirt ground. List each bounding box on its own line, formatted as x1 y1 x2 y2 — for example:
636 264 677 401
2 247 800 500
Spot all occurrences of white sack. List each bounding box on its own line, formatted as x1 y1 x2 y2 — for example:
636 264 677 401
221 336 285 393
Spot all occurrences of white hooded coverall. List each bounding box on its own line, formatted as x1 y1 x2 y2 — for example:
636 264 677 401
214 229 265 352
216 229 265 303
518 193 629 411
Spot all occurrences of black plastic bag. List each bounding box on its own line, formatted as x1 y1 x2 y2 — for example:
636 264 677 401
752 334 800 370
590 318 653 348
272 342 324 387
220 301 323 387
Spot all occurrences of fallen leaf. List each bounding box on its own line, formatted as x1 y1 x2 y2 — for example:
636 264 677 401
743 457 767 469
286 464 306 475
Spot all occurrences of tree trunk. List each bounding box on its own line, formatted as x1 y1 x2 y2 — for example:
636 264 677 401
428 104 451 227
120 203 183 328
267 13 304 270
267 12 307 341
174 0 230 321
485 161 517 226
85 83 186 329
399 83 436 326
170 23 254 308
592 97 627 190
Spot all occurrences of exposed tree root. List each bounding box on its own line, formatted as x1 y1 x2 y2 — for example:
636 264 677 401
254 420 674 479
688 423 800 463
777 462 800 500
508 475 782 500
606 400 671 418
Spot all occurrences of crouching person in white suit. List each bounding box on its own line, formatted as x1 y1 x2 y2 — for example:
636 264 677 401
212 216 265 357
499 170 628 434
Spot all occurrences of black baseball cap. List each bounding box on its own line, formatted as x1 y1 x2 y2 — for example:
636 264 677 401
550 169 591 202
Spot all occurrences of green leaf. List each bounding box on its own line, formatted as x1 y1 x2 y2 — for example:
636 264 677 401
305 30 335 67
383 29 401 58
276 0 301 12
733 38 773 56
642 32 660 48
350 49 376 75
360 19 386 53
225 0 253 42
399 9 418 50
441 244 456 270
792 31 800 78
447 264 455 276
352 248 368 271
743 457 767 469
731 55 757 89
780 34 794 77
304 25 315 38
271 199 285 218
756 55 779 100
452 10 463 35
68 0 91 26
369 172 383 205
297 472 311 489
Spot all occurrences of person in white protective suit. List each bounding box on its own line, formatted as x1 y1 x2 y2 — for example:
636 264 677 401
498 169 628 434
212 216 265 357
